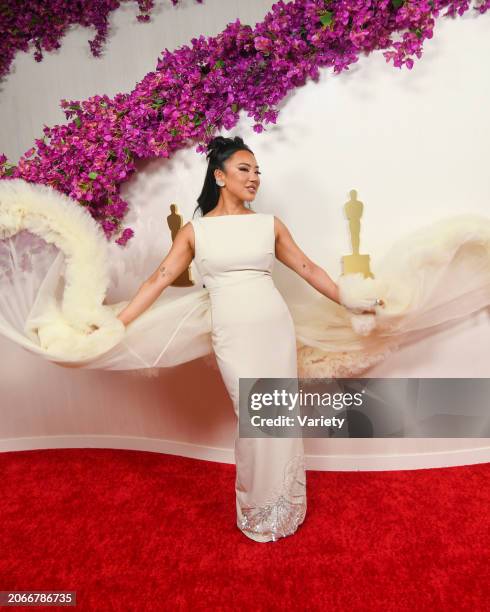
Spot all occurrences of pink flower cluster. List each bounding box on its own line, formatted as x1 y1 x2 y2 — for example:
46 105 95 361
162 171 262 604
0 0 202 81
1 0 488 245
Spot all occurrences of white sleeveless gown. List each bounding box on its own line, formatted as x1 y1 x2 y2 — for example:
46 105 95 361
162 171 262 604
190 213 307 542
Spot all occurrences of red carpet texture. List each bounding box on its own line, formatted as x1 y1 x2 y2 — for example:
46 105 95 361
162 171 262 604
0 449 488 611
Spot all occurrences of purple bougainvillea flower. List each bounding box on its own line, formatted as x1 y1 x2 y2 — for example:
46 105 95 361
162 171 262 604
1 0 489 245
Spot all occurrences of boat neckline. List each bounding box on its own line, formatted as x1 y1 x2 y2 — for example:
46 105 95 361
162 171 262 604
200 212 263 219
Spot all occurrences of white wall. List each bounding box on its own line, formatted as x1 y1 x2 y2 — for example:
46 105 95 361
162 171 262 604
1 1 489 467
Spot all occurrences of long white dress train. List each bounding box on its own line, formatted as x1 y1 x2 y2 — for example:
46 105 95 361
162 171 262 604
190 213 306 542
1 180 489 379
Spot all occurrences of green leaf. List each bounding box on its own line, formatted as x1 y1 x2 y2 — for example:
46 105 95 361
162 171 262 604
231 103 238 113
74 117 81 128
150 98 166 109
391 0 404 9
123 147 133 161
3 164 16 176
88 172 98 180
214 59 224 70
319 11 333 27
192 112 204 126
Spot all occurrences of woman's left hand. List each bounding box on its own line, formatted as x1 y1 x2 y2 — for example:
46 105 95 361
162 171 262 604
346 298 385 315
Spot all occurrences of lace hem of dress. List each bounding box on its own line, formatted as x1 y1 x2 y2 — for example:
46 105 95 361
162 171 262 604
237 454 307 542
238 494 306 542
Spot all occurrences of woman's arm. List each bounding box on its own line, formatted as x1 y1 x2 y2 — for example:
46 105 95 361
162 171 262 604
274 216 341 305
116 222 195 327
274 216 381 314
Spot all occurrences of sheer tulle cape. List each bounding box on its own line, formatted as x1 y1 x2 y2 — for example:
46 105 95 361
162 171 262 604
1 179 489 377
292 214 490 376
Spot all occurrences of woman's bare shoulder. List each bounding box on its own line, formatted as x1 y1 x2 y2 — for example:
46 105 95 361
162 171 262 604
272 214 288 225
180 221 196 252
272 215 288 238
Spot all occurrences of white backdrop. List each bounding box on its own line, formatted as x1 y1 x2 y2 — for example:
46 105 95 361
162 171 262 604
1 0 489 467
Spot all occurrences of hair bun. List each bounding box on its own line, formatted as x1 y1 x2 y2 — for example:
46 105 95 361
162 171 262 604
206 135 246 159
206 136 228 157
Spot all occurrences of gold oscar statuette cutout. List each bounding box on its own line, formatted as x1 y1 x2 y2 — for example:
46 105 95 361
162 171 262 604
341 189 374 279
167 204 195 287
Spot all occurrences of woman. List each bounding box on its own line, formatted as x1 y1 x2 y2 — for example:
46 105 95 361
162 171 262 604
115 135 377 542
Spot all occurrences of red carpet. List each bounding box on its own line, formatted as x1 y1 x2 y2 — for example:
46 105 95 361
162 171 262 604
0 449 488 611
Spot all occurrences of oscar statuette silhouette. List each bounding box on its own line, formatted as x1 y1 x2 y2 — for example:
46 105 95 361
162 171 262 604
167 204 194 287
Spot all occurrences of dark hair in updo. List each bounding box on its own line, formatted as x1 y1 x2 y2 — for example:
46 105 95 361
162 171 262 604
193 135 254 218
